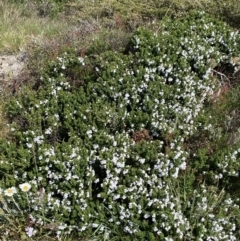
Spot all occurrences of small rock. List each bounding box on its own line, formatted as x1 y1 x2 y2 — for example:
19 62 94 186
0 52 28 82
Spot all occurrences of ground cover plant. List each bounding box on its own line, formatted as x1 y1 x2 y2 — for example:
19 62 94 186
1 9 240 240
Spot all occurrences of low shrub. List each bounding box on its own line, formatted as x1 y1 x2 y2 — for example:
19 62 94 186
1 11 240 240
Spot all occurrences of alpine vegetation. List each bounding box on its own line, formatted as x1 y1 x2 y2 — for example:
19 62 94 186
1 11 240 240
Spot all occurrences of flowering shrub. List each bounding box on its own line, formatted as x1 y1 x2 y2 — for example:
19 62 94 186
1 11 240 240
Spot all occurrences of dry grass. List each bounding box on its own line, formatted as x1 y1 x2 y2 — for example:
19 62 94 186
0 1 70 54
1 0 239 53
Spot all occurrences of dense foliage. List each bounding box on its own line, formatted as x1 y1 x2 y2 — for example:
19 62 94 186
1 11 240 240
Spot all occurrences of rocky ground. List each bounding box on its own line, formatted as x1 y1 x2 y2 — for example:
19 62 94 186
0 52 27 82
0 52 28 92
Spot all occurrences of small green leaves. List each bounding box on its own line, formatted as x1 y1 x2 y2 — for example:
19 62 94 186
1 10 240 240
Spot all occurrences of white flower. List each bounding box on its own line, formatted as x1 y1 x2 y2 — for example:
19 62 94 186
34 135 44 144
58 224 67 230
139 158 145 164
94 178 100 183
45 127 52 134
179 161 187 170
19 183 31 192
144 214 150 219
25 226 37 237
4 187 17 197
92 223 99 228
78 57 85 64
26 143 33 148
